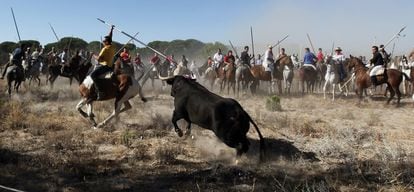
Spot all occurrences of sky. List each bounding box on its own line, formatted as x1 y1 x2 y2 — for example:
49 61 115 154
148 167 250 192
1 0 413 57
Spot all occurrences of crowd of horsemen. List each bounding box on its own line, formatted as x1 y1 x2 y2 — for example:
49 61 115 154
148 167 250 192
1 27 414 99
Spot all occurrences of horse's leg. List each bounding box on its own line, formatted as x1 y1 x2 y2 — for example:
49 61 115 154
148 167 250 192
37 76 41 86
386 84 395 105
136 83 147 102
395 86 402 106
49 75 56 89
323 80 328 100
332 83 336 101
97 99 121 128
77 99 97 126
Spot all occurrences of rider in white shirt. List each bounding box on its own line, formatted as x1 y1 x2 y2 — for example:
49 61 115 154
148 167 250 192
213 48 223 69
332 47 347 82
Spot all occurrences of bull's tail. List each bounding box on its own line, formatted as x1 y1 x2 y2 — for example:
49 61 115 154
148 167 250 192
247 113 266 162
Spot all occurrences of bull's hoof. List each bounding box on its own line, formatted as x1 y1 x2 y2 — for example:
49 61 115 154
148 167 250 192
141 97 148 103
175 129 183 137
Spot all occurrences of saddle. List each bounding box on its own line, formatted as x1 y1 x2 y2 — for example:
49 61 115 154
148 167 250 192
367 66 385 76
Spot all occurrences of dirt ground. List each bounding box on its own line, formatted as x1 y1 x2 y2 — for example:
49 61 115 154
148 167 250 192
1 77 414 192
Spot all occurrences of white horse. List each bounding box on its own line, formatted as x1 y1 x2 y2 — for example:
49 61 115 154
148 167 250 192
291 54 301 69
283 63 294 94
323 57 343 100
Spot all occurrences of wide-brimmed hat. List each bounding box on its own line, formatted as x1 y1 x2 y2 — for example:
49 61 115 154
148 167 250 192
268 45 273 49
335 47 342 51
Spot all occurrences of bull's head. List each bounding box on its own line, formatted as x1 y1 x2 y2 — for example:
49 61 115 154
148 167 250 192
159 75 196 97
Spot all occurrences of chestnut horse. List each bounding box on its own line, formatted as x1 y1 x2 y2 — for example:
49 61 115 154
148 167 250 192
250 56 293 94
76 60 147 128
217 60 236 95
298 65 318 94
347 56 410 105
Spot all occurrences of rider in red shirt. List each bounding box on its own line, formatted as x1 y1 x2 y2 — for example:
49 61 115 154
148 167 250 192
150 53 160 65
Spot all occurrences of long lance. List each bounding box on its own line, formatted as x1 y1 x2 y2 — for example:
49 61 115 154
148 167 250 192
228 40 239 58
384 26 406 48
10 7 21 41
114 32 139 56
250 26 255 59
331 42 335 55
306 33 316 53
49 23 60 41
97 18 168 60
271 35 289 48
261 35 289 56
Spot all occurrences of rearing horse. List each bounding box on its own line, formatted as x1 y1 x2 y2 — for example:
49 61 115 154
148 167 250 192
347 56 410 105
76 59 147 128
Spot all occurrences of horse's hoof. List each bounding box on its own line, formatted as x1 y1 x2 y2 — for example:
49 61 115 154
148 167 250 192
141 98 148 103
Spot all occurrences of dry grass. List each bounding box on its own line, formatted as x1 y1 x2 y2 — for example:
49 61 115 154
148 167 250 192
1 79 414 191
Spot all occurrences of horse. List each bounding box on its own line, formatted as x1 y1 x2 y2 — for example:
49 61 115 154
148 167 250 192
399 55 413 96
48 55 93 89
281 57 294 94
291 54 301 69
235 59 254 96
141 59 170 91
217 60 236 95
5 65 25 96
249 56 293 95
347 56 410 105
298 64 318 94
76 59 147 128
26 59 43 86
316 59 327 92
323 56 343 100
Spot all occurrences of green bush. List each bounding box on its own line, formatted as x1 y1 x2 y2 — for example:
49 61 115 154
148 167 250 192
266 95 282 111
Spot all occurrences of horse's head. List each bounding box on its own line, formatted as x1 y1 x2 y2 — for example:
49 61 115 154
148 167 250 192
347 55 363 71
280 55 294 70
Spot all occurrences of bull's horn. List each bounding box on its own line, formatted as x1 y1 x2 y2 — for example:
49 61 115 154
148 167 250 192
158 74 175 80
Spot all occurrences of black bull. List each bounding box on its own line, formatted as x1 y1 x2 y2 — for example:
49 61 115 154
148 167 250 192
164 75 265 160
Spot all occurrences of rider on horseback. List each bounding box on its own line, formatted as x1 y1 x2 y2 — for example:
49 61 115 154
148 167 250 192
332 47 347 82
90 25 116 100
224 50 235 71
303 47 317 71
263 45 274 72
1 43 26 79
240 46 252 67
213 48 224 71
369 45 385 86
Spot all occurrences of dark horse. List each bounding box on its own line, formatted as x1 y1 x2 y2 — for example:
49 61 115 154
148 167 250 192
347 56 410 105
298 64 318 94
48 55 92 88
5 66 25 96
141 59 170 90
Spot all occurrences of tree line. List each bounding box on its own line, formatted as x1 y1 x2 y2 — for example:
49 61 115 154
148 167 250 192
0 38 228 64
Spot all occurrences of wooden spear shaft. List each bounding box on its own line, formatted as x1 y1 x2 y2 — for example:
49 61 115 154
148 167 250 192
10 7 21 41
306 33 316 53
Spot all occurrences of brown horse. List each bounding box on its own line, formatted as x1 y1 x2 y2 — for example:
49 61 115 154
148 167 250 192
250 56 293 94
76 60 147 128
347 56 410 105
217 61 236 95
298 64 318 94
